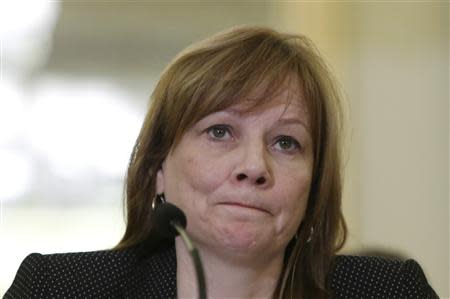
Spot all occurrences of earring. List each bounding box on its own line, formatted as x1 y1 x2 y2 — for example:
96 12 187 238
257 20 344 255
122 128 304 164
306 227 314 243
152 193 166 210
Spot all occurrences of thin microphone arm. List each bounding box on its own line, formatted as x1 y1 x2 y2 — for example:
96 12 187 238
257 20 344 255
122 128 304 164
172 221 207 299
153 202 207 299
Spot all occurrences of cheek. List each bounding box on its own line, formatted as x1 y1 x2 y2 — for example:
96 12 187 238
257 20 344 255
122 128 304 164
167 149 233 199
274 168 312 236
277 193 308 233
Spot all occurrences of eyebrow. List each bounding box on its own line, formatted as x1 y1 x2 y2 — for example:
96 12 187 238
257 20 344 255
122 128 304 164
221 108 310 133
275 117 310 133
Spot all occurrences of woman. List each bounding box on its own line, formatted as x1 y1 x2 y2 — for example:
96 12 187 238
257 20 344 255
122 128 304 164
5 26 437 299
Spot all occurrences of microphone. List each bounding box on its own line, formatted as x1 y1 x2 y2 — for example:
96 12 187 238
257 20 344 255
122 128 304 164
153 202 207 299
153 201 187 238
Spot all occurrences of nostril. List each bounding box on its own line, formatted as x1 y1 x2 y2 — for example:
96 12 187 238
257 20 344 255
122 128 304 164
237 173 247 181
256 177 266 185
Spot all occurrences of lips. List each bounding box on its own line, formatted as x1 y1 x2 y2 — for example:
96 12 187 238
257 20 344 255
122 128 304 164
218 201 272 215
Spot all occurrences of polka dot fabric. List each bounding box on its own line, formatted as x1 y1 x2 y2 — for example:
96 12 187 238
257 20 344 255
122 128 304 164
121 246 176 298
5 245 438 298
4 247 177 299
4 249 140 299
330 255 438 298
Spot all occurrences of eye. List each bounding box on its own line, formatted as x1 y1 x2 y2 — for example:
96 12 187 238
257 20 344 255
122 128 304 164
206 125 232 141
273 135 301 152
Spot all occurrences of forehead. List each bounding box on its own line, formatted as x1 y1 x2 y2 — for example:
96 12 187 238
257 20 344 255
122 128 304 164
172 75 312 148
230 79 310 124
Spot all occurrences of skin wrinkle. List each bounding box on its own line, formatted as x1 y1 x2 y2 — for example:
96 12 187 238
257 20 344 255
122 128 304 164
156 83 314 298
117 27 349 299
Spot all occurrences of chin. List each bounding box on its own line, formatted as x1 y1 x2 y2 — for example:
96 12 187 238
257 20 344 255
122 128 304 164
214 223 273 254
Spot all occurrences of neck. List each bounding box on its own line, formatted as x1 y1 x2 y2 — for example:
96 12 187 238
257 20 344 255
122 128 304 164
175 239 284 299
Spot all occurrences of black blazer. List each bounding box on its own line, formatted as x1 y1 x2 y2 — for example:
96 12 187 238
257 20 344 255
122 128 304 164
5 245 438 299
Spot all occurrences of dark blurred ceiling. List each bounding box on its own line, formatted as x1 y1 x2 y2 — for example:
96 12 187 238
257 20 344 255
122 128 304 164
45 3 272 74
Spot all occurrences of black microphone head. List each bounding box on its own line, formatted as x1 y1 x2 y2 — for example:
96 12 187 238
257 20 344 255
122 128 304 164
153 202 187 238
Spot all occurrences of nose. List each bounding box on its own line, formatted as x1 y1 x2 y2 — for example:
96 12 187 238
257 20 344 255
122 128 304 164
233 141 272 188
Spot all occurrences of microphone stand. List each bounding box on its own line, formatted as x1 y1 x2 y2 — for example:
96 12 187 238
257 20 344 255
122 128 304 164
172 221 207 299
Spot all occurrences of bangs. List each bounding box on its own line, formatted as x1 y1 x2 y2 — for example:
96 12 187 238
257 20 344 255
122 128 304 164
169 29 315 145
122 27 345 299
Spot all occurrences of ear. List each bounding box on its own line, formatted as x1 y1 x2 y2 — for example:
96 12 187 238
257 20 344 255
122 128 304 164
156 162 165 194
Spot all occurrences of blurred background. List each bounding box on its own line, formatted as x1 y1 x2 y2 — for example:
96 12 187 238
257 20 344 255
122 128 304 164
0 1 448 297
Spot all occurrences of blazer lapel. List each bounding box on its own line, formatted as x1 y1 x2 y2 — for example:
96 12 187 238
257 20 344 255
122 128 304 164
122 245 177 298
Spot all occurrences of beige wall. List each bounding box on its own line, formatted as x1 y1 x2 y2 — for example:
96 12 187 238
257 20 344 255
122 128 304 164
270 3 449 297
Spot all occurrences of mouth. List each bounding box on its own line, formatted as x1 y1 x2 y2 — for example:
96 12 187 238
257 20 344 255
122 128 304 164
218 202 271 215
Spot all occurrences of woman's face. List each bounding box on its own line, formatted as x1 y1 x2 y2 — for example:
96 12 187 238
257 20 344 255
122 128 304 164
157 86 313 262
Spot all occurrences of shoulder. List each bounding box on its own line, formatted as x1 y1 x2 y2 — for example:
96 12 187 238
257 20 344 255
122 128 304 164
330 255 438 299
23 248 139 278
4 248 139 299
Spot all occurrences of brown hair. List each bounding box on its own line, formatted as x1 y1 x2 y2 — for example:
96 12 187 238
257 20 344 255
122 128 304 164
116 25 347 299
